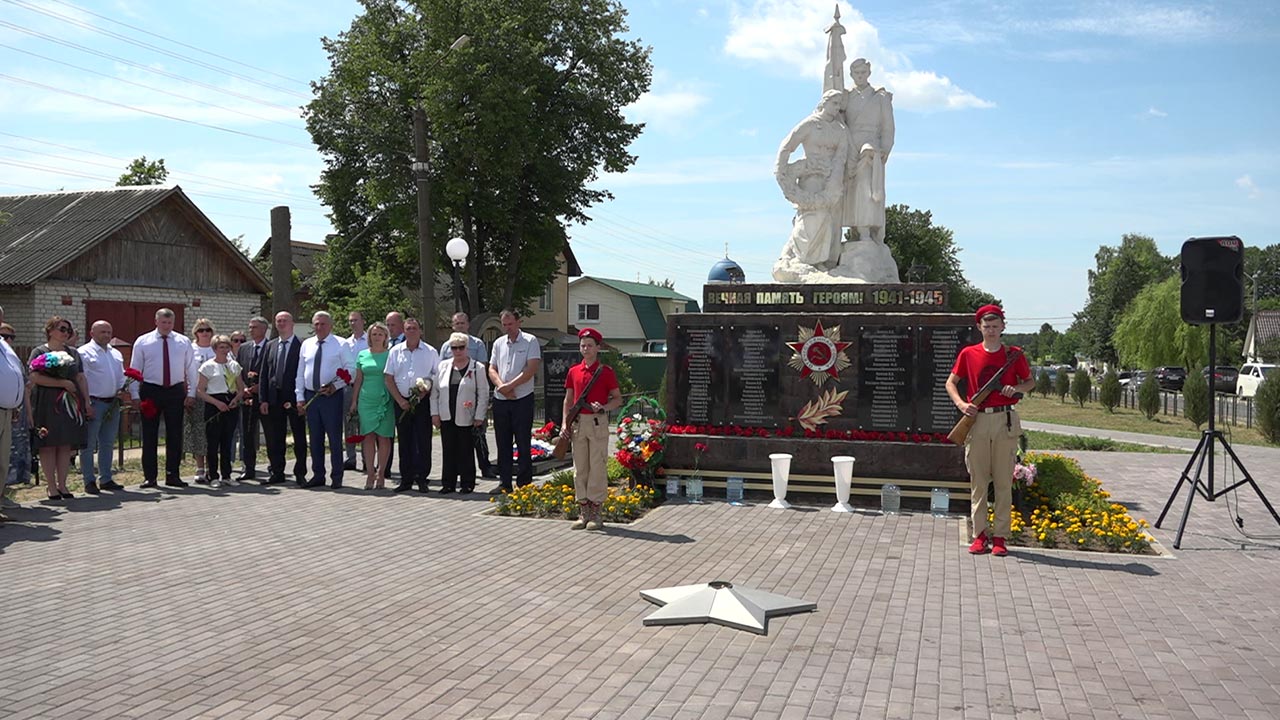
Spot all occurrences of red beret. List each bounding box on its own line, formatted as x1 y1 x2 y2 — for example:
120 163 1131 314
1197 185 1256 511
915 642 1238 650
578 327 603 343
974 304 1004 324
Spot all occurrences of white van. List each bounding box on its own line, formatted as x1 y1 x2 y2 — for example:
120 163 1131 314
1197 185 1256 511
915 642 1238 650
1236 363 1277 398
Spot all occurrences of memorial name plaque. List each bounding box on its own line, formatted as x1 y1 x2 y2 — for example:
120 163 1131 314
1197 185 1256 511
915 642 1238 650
857 326 914 431
915 326 972 433
726 325 782 428
541 351 581 427
673 326 723 425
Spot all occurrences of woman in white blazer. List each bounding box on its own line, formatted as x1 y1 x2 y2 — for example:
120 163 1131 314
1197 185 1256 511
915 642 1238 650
431 332 491 493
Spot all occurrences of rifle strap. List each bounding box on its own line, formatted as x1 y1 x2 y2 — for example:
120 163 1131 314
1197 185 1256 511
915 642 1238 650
567 364 606 426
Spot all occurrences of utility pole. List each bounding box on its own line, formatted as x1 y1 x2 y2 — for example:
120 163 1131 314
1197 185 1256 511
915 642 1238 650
270 206 294 320
412 108 435 346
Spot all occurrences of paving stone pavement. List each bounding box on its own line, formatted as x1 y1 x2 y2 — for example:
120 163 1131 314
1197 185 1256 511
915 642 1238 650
3 427 1280 719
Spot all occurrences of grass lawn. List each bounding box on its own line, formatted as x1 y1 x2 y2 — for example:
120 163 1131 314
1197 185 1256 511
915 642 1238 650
1018 394 1271 447
1023 429 1187 454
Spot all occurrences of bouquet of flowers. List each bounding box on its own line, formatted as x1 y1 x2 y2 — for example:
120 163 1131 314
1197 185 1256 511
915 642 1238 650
1013 460 1038 486
300 368 355 412
104 367 144 424
614 412 667 487
533 421 557 441
29 350 83 423
406 376 431 414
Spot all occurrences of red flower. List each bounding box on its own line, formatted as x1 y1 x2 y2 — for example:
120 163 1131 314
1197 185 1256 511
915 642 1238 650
345 434 365 444
694 442 708 453
336 368 353 384
124 367 144 382
139 399 159 419
804 428 816 438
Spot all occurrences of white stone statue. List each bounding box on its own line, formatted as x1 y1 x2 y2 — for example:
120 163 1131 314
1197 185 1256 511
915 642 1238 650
772 9 900 285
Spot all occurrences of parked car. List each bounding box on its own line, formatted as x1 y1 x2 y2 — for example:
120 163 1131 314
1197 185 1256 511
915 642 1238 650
1201 366 1239 394
1128 370 1149 388
1236 363 1277 398
1116 370 1133 386
1153 366 1187 391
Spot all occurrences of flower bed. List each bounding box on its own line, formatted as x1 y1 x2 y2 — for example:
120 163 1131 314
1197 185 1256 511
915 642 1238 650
996 452 1154 554
489 479 658 523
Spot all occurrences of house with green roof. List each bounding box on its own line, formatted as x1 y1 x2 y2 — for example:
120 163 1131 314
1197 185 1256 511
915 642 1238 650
568 276 699 353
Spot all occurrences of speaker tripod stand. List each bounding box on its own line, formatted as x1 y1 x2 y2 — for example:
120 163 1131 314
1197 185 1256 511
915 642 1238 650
1155 324 1280 548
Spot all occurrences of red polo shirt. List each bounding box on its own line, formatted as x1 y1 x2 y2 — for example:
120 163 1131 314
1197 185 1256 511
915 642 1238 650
951 344 1030 408
565 361 619 413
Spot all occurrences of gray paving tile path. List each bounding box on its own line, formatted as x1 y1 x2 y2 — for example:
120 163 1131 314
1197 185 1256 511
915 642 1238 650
3 425 1280 719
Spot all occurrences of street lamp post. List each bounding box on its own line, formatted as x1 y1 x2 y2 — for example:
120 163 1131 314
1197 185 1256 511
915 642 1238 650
414 34 471 347
446 236 470 313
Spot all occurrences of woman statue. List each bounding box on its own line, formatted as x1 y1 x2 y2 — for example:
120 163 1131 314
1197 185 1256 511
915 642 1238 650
773 90 849 278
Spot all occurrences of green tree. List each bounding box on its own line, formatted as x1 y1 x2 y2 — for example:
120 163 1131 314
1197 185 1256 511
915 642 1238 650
882 205 997 312
600 347 636 396
1254 377 1280 444
1137 371 1160 419
1182 369 1209 430
1070 369 1091 407
1113 276 1208 370
117 156 168 186
304 0 651 321
1034 368 1052 397
1071 234 1173 365
1054 369 1071 402
316 259 407 325
1051 329 1081 366
1099 369 1121 412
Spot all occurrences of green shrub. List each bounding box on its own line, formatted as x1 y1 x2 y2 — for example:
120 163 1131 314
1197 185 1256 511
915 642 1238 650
1138 371 1160 420
606 456 628 484
1255 377 1280 444
1026 453 1087 499
1035 369 1052 397
1182 370 1209 429
1070 370 1091 407
551 468 575 485
1054 370 1071 402
1099 369 1121 413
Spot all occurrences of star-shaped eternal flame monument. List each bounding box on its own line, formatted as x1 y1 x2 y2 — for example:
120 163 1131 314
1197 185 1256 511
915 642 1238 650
639 581 817 635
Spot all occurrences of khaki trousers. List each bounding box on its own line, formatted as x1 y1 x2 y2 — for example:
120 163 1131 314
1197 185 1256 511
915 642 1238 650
572 414 611 504
965 408 1021 538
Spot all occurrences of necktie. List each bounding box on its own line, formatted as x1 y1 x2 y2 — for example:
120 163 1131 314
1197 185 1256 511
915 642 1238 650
251 343 262 373
312 339 324 391
161 334 171 386
275 340 287 388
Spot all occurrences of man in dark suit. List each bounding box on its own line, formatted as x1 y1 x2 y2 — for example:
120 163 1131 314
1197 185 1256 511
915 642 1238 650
235 315 270 481
259 311 307 484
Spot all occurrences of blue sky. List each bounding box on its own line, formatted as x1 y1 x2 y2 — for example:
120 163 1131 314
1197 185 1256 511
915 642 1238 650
1 0 1276 332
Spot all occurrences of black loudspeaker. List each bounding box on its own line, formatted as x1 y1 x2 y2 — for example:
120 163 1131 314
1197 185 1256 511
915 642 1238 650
1180 236 1244 324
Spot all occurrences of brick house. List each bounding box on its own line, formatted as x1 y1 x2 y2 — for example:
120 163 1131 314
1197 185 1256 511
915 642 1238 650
0 186 269 360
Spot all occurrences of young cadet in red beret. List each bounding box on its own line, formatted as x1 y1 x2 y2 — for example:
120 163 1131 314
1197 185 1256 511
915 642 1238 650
945 304 1035 556
560 328 622 531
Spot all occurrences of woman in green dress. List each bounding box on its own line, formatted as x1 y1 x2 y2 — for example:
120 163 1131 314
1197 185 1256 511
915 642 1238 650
348 322 394 489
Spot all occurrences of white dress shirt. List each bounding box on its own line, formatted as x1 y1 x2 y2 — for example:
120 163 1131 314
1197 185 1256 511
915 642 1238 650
490 331 541 400
200 358 243 395
383 341 441 397
189 345 215 398
129 329 195 400
0 337 24 410
295 334 355 398
343 332 369 357
78 340 125 399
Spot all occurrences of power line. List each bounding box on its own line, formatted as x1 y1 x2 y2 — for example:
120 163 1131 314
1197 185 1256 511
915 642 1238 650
42 0 310 87
0 43 306 132
2 0 310 100
0 20 301 113
0 73 314 149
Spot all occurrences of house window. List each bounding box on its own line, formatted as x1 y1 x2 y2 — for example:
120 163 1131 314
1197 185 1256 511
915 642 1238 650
577 303 600 322
538 286 553 311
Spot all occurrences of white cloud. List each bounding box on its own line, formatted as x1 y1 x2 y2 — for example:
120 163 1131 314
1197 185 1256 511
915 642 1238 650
723 0 991 112
1236 175 1261 199
1036 4 1225 41
1145 106 1168 118
625 88 710 134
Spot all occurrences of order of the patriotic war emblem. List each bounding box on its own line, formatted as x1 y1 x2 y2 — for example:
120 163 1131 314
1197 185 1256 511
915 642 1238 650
786 320 851 386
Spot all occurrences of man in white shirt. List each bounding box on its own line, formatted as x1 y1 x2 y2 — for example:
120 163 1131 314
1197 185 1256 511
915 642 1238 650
130 308 196 489
296 311 355 488
0 308 25 500
383 317 440 492
342 310 369 470
439 312 494 479
79 321 127 493
488 309 542 493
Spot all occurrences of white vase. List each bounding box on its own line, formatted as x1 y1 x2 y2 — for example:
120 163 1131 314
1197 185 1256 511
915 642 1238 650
830 455 855 512
768 453 792 509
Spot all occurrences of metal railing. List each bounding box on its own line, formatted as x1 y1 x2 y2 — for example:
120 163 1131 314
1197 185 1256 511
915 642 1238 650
1078 386 1256 428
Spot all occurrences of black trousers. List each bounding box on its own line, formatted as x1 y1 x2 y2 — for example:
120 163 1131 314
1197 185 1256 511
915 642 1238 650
139 382 185 483
394 404 433 489
204 395 239 480
263 400 307 482
240 397 264 477
440 422 476 492
493 394 535 490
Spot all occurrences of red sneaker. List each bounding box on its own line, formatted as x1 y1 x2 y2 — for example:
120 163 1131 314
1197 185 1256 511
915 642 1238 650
991 537 1008 556
968 532 989 554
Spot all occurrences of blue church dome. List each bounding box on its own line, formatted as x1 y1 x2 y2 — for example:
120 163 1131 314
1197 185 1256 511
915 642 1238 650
708 256 745 283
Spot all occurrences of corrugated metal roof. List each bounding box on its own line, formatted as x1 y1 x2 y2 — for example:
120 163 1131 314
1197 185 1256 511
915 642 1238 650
575 276 696 302
0 185 269 292
1256 310 1280 344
